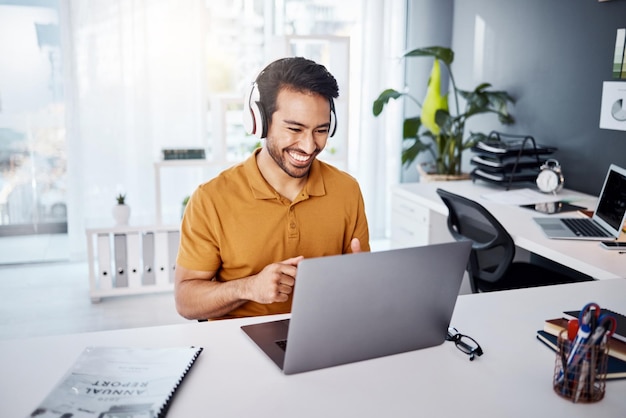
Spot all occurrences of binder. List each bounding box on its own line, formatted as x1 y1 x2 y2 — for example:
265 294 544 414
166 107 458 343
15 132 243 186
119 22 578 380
126 232 142 288
154 231 169 286
167 230 180 283
97 233 113 290
142 232 156 285
113 234 128 288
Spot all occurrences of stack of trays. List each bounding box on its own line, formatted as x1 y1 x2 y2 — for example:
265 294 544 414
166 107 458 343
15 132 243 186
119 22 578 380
470 134 557 188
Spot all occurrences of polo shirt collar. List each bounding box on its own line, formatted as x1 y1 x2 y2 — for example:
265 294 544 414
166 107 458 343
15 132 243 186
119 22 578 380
244 148 326 200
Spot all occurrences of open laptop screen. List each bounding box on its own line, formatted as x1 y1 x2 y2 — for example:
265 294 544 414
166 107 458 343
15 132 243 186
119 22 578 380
595 166 626 233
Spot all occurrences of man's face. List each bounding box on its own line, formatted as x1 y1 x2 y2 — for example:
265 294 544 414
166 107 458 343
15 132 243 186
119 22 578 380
264 88 332 178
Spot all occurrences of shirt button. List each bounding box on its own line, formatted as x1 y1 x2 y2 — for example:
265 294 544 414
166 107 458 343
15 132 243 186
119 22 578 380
290 223 296 228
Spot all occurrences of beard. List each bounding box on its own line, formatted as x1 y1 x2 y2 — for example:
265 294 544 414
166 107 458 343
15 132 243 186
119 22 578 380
265 137 320 179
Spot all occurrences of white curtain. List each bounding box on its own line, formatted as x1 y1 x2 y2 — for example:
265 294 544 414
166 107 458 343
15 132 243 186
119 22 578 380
60 0 409 259
61 0 207 259
352 0 406 241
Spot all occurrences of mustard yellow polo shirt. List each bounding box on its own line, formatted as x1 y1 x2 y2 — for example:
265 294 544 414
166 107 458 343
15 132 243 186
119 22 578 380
177 149 370 318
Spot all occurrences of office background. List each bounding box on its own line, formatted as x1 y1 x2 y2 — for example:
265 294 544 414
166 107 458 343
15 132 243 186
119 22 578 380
0 0 625 265
452 0 626 195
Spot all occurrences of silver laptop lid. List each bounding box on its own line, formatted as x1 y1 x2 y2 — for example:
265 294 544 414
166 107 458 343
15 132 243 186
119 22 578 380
591 164 626 237
282 241 472 374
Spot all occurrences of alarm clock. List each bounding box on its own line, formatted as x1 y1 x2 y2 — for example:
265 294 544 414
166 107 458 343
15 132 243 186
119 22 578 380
536 159 564 194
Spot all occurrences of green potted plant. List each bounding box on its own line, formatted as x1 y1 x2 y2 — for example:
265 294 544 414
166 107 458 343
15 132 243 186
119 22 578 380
112 193 130 225
373 46 516 177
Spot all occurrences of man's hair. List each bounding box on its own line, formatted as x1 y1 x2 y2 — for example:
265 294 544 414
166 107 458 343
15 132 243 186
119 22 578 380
255 57 339 125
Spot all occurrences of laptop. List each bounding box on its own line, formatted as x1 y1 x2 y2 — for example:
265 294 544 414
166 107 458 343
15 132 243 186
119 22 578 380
533 164 626 240
241 241 472 375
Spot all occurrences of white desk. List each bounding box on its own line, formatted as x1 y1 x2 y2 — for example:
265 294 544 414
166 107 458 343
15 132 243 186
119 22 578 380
392 181 626 280
2 279 625 417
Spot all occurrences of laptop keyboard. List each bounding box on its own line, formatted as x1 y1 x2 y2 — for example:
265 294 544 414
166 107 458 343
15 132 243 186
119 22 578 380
275 340 287 351
561 218 611 237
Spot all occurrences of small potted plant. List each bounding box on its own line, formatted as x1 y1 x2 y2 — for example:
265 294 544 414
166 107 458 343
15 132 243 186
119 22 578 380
112 193 130 225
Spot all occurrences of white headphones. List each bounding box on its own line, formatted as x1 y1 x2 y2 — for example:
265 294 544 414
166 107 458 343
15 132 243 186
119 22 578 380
242 82 337 139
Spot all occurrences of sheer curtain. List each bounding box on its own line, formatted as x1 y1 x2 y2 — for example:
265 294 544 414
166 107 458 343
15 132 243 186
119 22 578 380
61 0 207 259
354 0 454 241
60 0 409 258
352 0 406 240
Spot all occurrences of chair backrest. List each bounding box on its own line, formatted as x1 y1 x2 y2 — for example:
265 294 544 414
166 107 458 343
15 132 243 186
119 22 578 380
436 188 515 292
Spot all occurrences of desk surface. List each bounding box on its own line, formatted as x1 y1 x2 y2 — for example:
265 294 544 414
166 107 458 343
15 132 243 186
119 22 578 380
393 180 626 280
2 279 626 418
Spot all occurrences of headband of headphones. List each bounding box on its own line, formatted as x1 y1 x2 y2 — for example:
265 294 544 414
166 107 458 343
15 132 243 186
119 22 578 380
242 82 337 139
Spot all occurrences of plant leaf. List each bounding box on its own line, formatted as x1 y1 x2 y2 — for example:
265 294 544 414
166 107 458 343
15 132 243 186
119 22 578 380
401 138 430 167
459 86 516 123
434 109 453 132
403 117 422 139
372 89 405 116
421 60 449 135
403 46 454 66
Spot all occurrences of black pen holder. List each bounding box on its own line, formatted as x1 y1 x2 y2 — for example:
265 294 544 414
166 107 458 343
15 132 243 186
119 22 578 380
552 331 608 403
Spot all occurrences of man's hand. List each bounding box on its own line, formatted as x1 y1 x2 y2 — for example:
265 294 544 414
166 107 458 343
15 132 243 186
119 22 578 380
248 256 304 304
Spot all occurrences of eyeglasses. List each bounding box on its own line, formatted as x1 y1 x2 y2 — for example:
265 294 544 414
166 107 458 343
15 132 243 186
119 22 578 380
446 327 484 361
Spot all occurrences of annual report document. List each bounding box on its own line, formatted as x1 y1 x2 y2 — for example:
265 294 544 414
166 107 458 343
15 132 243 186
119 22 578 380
29 346 203 418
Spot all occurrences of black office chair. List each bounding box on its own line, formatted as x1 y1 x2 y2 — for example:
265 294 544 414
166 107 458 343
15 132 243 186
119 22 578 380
436 188 590 293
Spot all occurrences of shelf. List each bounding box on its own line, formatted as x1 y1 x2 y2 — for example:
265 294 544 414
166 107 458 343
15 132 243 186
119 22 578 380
85 225 180 303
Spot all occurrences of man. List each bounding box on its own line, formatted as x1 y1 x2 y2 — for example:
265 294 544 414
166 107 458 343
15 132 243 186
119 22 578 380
175 57 370 320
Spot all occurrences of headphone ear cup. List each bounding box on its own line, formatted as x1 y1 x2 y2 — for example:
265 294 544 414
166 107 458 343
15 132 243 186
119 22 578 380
242 84 255 135
329 99 337 137
250 101 267 138
243 83 267 138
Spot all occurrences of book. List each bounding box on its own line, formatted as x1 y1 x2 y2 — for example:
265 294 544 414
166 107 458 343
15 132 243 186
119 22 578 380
563 308 626 344
536 330 626 380
30 346 203 418
543 317 626 362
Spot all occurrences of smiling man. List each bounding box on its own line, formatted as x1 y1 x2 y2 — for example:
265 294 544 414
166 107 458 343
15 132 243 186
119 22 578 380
174 57 370 320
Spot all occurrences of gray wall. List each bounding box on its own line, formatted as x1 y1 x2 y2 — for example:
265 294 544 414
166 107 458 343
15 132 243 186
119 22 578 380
450 0 626 195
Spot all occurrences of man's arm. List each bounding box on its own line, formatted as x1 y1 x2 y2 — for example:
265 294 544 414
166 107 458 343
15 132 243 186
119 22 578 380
174 256 303 320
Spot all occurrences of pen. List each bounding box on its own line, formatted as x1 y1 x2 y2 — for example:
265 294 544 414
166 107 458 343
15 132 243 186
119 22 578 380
619 251 626 254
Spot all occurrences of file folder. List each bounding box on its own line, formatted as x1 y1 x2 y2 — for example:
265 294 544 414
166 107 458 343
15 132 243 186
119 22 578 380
126 232 142 288
113 234 128 287
167 230 180 283
142 232 156 285
154 231 169 286
97 233 113 290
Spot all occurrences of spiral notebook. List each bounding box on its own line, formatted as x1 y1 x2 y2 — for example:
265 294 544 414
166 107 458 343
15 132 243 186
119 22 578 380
29 346 203 418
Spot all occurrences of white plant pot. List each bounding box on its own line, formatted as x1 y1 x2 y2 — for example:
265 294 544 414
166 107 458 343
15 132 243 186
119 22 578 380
112 204 131 226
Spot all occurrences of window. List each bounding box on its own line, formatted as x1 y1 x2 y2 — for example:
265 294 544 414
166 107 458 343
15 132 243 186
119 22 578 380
0 0 368 262
0 2 67 242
